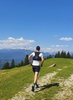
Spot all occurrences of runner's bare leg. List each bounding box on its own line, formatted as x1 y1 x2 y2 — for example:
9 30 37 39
34 72 39 84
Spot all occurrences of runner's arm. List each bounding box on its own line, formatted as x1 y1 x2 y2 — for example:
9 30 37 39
28 55 32 66
41 56 44 67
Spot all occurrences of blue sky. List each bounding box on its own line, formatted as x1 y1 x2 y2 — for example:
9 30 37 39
0 0 73 53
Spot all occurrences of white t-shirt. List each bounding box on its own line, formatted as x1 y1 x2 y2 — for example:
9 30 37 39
31 52 43 66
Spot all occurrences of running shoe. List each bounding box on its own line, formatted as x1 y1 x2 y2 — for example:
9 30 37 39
32 86 34 92
35 84 39 88
32 84 34 92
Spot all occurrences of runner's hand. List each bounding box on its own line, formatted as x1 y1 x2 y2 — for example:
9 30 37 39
41 64 43 67
30 63 32 66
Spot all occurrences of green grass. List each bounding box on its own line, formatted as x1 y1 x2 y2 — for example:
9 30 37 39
30 58 73 100
0 58 73 100
0 65 34 100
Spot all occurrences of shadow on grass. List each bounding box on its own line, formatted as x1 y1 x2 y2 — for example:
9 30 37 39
34 83 59 93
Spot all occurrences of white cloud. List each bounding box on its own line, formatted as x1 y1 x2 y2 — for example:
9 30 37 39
52 45 55 47
47 48 51 50
56 45 60 47
53 49 62 52
20 47 35 50
0 37 35 49
66 45 68 47
40 48 46 52
60 37 73 41
61 45 64 47
51 45 68 48
46 48 63 53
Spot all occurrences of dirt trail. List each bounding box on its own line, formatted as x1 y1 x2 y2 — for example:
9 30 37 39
9 71 57 100
9 65 73 100
52 74 73 100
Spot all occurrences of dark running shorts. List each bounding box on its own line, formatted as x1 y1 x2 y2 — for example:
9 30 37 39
32 66 40 72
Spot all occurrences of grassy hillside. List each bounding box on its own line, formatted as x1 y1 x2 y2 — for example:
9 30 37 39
0 58 73 100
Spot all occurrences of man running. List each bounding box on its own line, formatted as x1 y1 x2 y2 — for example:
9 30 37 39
28 46 44 92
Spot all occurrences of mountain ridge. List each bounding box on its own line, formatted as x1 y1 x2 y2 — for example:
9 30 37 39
0 49 52 69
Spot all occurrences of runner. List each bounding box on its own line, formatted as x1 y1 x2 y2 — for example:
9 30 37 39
28 46 44 92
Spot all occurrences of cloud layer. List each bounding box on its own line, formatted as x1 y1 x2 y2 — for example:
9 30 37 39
0 37 35 49
52 45 68 47
60 37 73 41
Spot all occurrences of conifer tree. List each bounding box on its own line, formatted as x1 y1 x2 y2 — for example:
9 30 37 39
10 59 15 68
54 53 58 58
2 62 9 69
24 54 29 65
18 63 21 67
48 55 52 58
57 51 61 58
63 51 66 58
61 51 64 58
66 51 71 58
20 60 24 66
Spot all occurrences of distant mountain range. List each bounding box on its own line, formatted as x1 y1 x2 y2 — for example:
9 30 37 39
0 49 54 69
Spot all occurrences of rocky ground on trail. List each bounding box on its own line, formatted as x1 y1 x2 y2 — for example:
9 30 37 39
9 71 57 100
9 66 73 100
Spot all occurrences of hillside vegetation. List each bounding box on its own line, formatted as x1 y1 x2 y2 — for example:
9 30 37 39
0 58 73 100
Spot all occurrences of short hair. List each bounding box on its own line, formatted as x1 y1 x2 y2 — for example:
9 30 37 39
36 46 40 50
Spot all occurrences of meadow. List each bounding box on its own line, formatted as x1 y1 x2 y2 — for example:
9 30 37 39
0 58 73 100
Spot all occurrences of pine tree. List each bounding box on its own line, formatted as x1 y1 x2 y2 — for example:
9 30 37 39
24 54 29 65
60 51 64 58
48 55 52 58
20 60 24 66
54 53 58 58
66 51 71 58
16 63 21 67
2 62 9 69
10 59 15 68
57 51 61 58
18 63 21 67
63 51 66 58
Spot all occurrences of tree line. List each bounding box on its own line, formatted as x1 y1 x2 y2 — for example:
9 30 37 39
1 54 29 70
44 55 53 60
44 51 73 59
54 51 72 58
1 51 73 70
